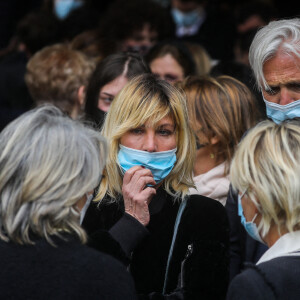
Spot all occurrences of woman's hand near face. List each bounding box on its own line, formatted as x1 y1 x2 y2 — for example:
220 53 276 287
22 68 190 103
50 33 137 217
122 166 156 226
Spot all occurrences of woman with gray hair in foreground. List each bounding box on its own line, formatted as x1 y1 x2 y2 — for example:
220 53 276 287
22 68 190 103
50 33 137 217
227 119 300 300
0 105 137 300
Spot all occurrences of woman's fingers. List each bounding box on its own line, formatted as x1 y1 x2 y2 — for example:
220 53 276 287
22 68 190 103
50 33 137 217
123 166 154 185
122 166 156 226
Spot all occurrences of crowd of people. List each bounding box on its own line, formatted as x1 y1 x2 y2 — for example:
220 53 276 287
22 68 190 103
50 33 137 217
0 0 300 299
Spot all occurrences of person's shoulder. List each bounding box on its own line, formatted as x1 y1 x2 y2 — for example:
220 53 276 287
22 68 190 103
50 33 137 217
74 244 137 294
227 264 276 299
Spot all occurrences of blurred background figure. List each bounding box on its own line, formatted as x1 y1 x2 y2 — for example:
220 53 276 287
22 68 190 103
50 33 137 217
227 119 300 300
41 0 111 43
210 60 267 119
97 0 175 56
145 40 196 84
184 41 212 76
70 29 118 64
234 1 278 35
0 10 61 131
0 105 137 300
168 0 236 62
25 43 95 119
180 75 260 205
84 52 150 128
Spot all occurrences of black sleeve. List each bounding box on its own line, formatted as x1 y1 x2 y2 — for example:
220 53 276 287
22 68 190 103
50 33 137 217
86 213 149 266
109 213 149 256
225 184 246 281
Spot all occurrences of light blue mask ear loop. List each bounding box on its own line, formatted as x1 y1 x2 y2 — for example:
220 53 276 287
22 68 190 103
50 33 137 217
163 198 187 294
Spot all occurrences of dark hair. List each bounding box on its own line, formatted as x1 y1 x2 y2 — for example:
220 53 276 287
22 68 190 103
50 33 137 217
16 11 61 55
98 0 175 44
84 52 150 123
145 40 196 77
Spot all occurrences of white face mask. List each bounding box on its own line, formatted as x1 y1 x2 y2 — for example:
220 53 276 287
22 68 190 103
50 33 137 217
263 96 300 124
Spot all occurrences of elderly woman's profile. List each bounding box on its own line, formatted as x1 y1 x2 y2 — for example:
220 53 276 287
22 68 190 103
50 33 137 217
82 73 230 299
0 105 137 300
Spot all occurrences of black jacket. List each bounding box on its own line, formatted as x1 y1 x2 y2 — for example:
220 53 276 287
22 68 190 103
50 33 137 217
82 188 230 299
227 256 300 299
0 233 137 300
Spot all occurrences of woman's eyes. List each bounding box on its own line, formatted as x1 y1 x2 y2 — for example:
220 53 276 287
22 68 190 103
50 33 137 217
158 129 173 136
129 128 174 136
130 128 144 134
99 96 114 104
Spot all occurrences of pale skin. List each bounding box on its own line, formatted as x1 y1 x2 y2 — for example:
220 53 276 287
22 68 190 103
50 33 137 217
193 129 224 176
150 54 185 84
98 75 128 112
262 51 300 105
120 116 177 225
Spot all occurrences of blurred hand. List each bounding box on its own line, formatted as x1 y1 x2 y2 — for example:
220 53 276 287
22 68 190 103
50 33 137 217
122 166 156 226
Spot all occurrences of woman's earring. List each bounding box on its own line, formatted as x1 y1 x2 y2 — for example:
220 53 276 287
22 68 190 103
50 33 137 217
210 153 215 159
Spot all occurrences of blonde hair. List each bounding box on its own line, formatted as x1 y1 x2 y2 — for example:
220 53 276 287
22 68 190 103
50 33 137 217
0 105 107 245
230 119 300 237
181 75 259 172
95 73 196 202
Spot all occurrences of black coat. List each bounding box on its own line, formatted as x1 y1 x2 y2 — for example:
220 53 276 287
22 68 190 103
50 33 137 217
227 256 300 299
0 233 137 300
82 188 230 299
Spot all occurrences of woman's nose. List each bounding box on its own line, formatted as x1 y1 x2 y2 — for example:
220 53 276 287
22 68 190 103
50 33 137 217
142 132 157 152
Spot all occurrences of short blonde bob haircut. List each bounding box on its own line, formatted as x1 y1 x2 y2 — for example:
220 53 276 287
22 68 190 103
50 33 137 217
0 105 107 245
181 75 259 173
95 73 196 202
230 119 300 238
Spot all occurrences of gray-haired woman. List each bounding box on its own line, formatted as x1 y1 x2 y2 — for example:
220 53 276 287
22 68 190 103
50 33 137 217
0 105 137 300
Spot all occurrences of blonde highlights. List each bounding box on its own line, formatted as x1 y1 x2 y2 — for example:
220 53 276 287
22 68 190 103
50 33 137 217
230 120 300 237
181 75 259 172
95 74 196 202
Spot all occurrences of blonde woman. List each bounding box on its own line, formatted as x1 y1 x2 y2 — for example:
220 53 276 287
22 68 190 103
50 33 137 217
227 119 300 299
0 105 137 299
181 75 259 205
82 73 229 299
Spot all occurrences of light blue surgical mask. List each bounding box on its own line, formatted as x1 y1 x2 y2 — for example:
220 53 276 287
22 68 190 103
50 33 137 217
171 8 201 27
263 97 300 124
54 0 83 20
117 145 177 184
238 192 265 244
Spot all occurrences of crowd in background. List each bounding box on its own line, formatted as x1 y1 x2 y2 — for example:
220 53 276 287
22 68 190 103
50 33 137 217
0 0 298 130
